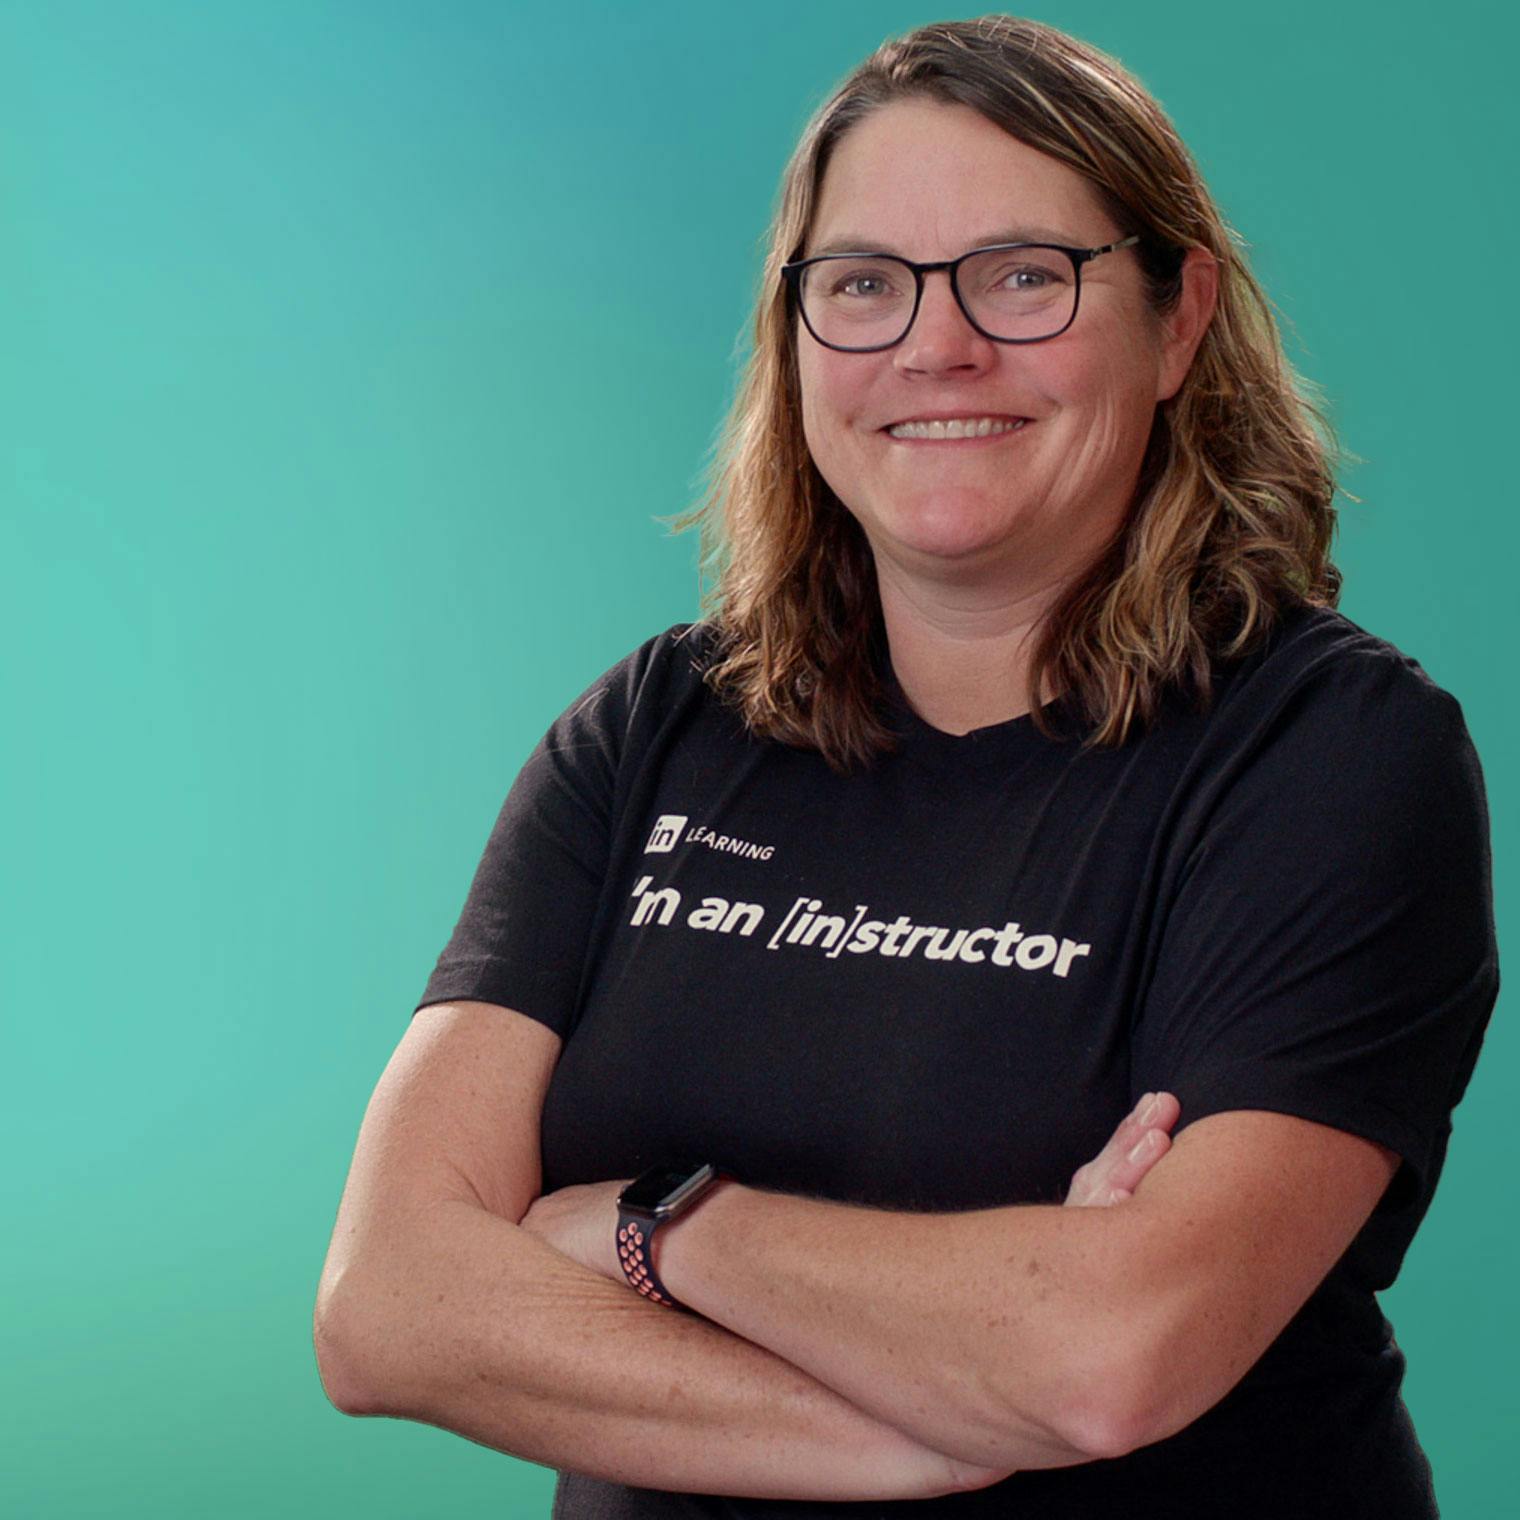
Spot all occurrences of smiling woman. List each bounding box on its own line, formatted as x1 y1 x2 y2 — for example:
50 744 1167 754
316 14 1498 1520
790 99 1217 694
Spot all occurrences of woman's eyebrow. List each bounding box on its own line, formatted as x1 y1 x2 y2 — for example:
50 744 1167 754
806 225 1083 258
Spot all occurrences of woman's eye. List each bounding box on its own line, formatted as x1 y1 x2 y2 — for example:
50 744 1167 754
839 274 889 297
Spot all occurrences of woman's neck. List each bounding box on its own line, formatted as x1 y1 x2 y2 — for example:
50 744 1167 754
876 563 1066 736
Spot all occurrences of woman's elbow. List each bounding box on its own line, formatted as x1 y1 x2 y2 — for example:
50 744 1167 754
1044 1348 1153 1462
1060 1319 1241 1461
313 1267 397 1417
1027 1301 1181 1463
314 1294 372 1415
977 1330 1152 1467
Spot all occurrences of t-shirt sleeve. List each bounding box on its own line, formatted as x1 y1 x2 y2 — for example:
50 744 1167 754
411 630 684 1037
1130 646 1499 1287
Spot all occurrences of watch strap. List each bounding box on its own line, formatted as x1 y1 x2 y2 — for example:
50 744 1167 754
615 1207 680 1307
616 1168 736 1310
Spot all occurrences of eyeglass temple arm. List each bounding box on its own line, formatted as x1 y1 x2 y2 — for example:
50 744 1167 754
1080 233 1141 264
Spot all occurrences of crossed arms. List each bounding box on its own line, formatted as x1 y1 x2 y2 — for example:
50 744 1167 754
313 1001 1399 1499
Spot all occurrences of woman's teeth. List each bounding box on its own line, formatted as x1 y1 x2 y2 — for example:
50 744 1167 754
887 417 1027 440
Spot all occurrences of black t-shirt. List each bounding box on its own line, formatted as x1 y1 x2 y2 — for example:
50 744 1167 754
415 603 1498 1519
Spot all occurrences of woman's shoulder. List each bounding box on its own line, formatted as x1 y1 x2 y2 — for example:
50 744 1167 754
589 620 721 708
1198 602 1480 797
539 621 723 752
1220 602 1466 728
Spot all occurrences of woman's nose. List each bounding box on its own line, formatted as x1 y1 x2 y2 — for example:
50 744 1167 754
894 270 995 374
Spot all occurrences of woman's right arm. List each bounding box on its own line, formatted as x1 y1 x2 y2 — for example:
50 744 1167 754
311 1000 991 1502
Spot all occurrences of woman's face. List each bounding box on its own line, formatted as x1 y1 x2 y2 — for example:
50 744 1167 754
797 98 1205 592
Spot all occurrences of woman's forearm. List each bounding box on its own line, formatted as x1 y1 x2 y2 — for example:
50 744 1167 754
656 1183 1124 1468
317 1196 1002 1502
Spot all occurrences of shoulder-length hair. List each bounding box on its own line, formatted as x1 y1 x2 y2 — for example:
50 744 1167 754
674 13 1342 772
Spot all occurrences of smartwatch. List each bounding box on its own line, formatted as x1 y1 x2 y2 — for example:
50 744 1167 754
615 1162 734 1309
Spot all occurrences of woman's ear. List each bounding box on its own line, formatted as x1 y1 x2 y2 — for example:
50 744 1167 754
1155 247 1220 403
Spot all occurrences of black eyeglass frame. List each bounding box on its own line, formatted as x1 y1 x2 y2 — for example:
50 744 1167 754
780 234 1141 352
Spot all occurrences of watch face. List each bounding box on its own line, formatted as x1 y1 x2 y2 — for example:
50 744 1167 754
621 1163 716 1216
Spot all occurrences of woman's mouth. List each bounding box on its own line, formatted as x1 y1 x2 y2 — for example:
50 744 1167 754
884 416 1029 442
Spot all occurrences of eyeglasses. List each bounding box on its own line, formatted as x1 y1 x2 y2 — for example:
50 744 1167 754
781 235 1140 352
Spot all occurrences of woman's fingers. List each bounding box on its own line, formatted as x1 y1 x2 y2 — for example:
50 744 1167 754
1103 1125 1173 1197
1064 1090 1180 1207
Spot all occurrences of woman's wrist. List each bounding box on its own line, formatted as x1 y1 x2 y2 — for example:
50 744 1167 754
646 1175 744 1306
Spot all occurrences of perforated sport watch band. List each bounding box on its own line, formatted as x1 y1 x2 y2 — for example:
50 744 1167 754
615 1163 733 1309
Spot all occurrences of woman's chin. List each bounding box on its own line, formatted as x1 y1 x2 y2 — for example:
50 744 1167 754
871 511 1031 575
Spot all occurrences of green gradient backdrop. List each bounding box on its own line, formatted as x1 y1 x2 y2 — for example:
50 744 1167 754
3 2 1513 1515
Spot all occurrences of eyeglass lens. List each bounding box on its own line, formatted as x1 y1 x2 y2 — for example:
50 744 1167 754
798 246 1078 349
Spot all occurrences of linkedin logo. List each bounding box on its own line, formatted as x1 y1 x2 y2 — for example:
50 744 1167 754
644 814 688 854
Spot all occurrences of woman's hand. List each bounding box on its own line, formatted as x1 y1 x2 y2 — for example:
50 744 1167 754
519 1179 631 1281
1063 1090 1180 1207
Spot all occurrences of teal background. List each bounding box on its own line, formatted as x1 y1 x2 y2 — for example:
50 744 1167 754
3 1 1513 1514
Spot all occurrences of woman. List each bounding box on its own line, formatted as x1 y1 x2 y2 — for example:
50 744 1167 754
314 15 1498 1517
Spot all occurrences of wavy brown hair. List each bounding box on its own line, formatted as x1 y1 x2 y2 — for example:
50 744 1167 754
673 13 1343 772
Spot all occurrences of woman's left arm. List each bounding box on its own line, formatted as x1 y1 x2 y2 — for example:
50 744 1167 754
650 1110 1400 1469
